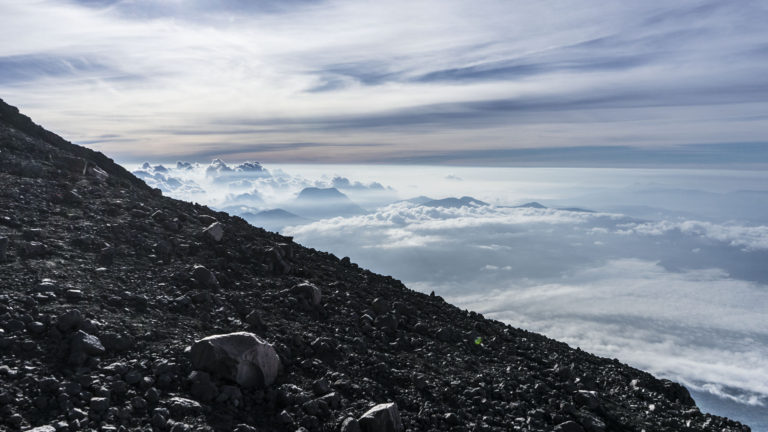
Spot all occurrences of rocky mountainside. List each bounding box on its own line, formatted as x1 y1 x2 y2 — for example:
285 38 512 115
0 98 751 432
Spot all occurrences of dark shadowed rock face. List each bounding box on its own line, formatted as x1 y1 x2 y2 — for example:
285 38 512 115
0 97 752 432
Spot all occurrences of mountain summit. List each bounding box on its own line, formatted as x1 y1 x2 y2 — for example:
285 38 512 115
289 187 367 219
0 98 751 431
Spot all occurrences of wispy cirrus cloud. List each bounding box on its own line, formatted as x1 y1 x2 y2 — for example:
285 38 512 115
1 0 767 163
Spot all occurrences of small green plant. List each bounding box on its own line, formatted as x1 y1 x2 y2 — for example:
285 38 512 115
474 336 483 345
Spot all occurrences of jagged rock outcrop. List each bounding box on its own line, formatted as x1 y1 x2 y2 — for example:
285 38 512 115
0 98 752 431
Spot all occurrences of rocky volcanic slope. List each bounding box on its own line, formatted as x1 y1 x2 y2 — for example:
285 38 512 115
0 99 751 432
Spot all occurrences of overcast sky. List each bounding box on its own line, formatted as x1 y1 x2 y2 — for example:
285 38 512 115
1 0 767 164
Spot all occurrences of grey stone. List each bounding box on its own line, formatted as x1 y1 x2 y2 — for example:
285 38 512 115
35 279 57 293
577 412 606 432
574 390 600 409
190 332 280 388
62 382 82 396
56 310 83 332
64 289 85 301
318 392 340 409
22 241 47 257
291 282 321 306
192 265 220 290
90 397 110 412
197 215 217 225
555 421 585 432
278 410 294 424
358 402 403 432
203 222 224 242
70 330 105 365
27 321 46 335
98 245 115 266
265 246 292 274
72 330 105 355
100 332 134 352
131 396 148 411
312 379 331 396
371 298 389 315
170 422 191 432
302 398 322 415
168 397 202 419
4 319 25 333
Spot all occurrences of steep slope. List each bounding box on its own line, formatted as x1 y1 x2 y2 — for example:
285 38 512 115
0 99 751 432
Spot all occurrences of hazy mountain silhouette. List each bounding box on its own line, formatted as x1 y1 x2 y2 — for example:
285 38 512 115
287 187 367 219
421 196 488 208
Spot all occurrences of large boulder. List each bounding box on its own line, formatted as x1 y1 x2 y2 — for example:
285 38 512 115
56 309 83 332
190 332 280 388
192 265 220 290
291 282 321 306
69 330 106 365
358 402 403 432
203 222 224 242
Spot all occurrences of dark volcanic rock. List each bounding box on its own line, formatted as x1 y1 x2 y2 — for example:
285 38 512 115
358 402 403 432
0 98 752 432
190 332 280 388
192 264 220 290
291 281 322 306
0 236 8 261
69 330 106 365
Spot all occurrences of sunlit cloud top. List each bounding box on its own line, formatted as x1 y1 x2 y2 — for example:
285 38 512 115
1 0 767 164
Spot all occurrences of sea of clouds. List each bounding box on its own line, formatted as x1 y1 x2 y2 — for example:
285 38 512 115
126 160 768 429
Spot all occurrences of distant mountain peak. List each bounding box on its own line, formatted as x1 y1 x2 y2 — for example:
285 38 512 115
515 201 546 209
297 187 348 200
421 196 488 208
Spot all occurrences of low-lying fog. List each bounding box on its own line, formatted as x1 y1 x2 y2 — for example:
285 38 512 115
126 160 768 430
